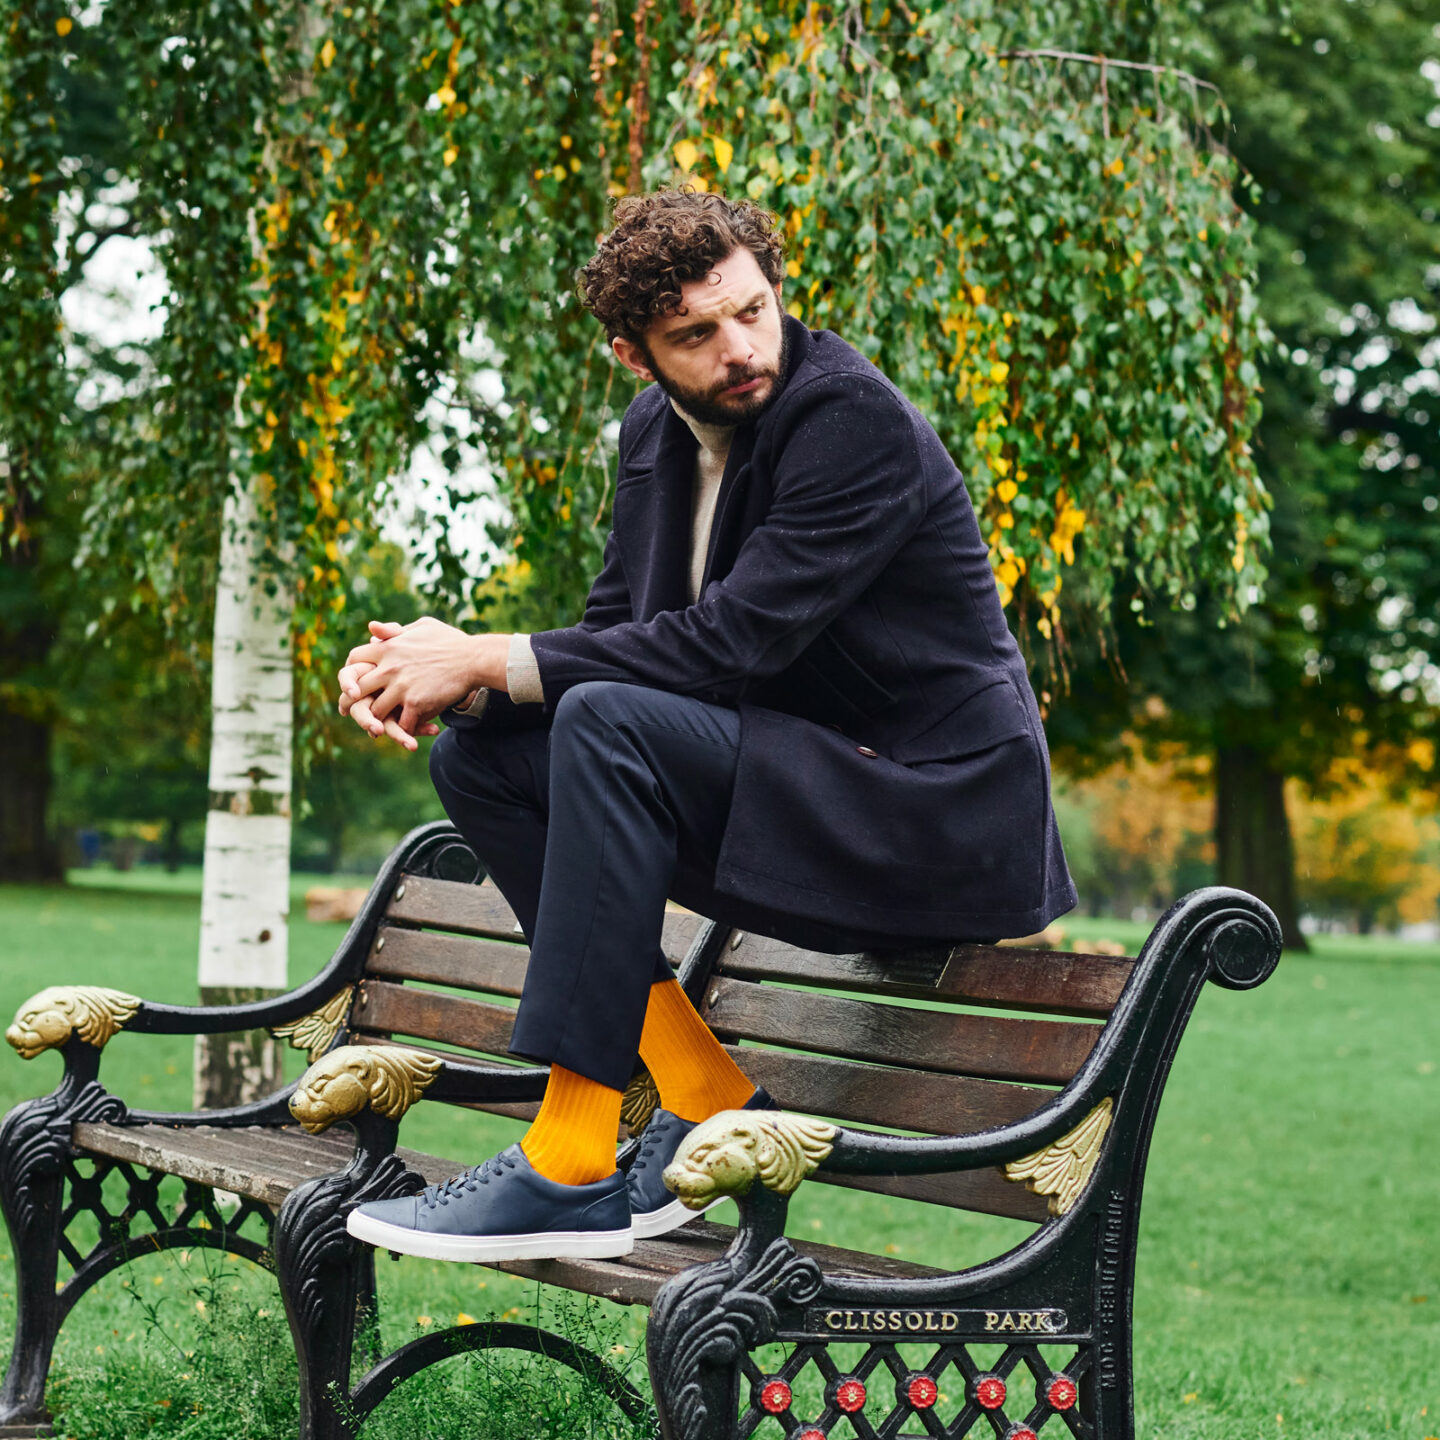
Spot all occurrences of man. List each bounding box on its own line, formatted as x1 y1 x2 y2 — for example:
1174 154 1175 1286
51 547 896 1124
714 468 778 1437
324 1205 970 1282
335 189 1075 1264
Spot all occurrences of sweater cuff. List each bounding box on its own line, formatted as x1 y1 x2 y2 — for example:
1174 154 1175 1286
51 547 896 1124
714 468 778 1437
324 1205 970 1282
506 633 545 705
457 687 492 718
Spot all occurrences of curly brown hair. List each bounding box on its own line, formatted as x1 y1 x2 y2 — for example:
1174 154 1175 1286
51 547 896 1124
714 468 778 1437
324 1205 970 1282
577 189 786 343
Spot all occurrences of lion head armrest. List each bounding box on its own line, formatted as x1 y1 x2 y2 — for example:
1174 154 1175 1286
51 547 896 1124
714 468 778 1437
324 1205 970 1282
664 1110 839 1210
6 986 142 1059
290 1045 442 1134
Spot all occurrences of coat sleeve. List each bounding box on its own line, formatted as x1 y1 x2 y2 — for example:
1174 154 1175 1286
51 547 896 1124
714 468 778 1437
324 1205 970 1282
528 373 927 706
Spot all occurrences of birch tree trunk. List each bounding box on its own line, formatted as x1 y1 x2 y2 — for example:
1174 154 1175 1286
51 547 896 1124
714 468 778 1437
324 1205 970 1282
194 482 293 1107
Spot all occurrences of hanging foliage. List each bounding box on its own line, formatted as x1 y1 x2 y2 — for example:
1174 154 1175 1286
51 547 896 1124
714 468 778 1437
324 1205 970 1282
2 0 1267 740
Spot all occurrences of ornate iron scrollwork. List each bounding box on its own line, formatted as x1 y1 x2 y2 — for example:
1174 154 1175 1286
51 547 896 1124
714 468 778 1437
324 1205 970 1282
290 1045 441 1134
665 1110 837 1210
6 987 141 1059
1005 1096 1115 1217
620 1069 661 1136
269 986 355 1062
650 1236 824 1440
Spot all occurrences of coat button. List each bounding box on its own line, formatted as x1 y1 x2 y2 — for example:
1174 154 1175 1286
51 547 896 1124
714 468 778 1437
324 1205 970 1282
856 745 878 757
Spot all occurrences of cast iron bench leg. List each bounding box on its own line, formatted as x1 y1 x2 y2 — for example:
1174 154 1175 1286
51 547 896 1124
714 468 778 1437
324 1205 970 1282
275 1112 425 1440
0 1049 124 1428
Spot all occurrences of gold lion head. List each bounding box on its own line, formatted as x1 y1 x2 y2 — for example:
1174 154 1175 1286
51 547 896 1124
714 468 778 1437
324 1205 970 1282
6 986 141 1059
289 1045 442 1134
663 1110 836 1211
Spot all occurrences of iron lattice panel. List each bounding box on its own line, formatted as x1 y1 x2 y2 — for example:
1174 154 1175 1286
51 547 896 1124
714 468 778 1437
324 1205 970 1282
57 1154 275 1288
738 1339 1095 1440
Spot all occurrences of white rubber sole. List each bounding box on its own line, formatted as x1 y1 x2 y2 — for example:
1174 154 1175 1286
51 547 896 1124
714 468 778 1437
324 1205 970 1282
346 1209 634 1263
631 1195 725 1241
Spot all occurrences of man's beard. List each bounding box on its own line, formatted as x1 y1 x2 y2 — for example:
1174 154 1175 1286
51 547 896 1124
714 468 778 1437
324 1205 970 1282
640 320 791 428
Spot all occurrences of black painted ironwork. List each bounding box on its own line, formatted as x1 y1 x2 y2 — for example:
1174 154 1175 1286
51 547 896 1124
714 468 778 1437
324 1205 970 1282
346 1319 653 1429
1 820 1281 1440
274 1111 429 1440
646 887 1282 1440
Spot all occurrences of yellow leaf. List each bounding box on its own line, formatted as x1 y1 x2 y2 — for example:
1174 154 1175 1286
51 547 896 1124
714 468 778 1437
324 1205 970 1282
456 1312 477 1326
786 259 802 279
996 479 1018 503
1104 157 1123 177
55 16 73 35
989 361 1009 383
673 138 701 171
713 136 734 173
435 84 457 107
318 37 335 68
443 146 458 167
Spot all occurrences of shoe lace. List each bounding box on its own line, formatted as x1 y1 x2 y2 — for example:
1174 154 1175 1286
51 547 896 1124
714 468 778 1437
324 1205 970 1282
421 1150 517 1208
629 1112 679 1180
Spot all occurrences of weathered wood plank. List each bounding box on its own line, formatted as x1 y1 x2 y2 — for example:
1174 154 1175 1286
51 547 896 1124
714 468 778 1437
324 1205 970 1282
72 1123 355 1207
351 981 517 1058
728 1048 1053 1136
386 876 522 941
386 876 702 964
365 928 531 996
703 977 1097 1085
483 1219 949 1308
721 934 1133 1018
810 1164 1050 1222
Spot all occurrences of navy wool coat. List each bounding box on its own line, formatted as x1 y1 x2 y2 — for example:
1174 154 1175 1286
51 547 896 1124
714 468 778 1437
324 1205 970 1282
494 315 1076 942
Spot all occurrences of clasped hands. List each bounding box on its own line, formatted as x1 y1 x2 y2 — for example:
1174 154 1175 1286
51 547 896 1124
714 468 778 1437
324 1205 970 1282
336 618 510 751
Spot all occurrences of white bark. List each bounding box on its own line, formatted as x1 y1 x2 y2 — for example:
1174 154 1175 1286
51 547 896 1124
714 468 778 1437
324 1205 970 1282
198 482 294 992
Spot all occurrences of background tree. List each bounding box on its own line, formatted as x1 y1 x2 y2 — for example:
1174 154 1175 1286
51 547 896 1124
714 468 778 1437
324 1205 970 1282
1048 0 1440 947
6 1 1269 1046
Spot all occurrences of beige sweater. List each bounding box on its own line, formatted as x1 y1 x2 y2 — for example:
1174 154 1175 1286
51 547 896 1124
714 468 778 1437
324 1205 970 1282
465 398 733 713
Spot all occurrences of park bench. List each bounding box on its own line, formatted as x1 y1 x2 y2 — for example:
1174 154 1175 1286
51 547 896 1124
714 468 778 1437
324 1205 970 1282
0 819 1280 1440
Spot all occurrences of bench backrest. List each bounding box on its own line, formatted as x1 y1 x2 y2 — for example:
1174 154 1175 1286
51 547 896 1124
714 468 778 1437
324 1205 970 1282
351 875 1135 1223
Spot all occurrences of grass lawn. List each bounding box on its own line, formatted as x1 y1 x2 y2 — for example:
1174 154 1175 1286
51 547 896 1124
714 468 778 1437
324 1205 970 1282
0 876 1435 1438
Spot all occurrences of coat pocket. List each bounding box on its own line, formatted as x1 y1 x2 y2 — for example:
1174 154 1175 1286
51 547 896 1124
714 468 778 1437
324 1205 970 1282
792 627 897 721
890 678 1033 764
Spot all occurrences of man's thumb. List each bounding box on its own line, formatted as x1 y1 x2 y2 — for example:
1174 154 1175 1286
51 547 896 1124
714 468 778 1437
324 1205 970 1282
368 620 404 637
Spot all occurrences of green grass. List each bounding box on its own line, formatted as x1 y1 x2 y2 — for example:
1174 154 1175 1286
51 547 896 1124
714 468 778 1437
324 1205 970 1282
0 881 1435 1438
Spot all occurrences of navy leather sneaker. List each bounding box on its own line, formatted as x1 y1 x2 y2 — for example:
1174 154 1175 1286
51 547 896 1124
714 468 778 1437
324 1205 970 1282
346 1144 633 1263
627 1087 774 1240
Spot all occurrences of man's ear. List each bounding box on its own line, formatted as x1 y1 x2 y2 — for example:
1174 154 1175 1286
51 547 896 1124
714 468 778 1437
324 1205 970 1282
612 335 655 383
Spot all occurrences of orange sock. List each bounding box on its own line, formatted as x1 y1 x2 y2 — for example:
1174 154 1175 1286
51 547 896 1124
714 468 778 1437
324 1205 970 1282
521 1063 623 1186
639 977 756 1123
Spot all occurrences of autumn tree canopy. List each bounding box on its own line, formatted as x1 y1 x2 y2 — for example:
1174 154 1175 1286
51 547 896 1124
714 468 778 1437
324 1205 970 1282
3 0 1266 743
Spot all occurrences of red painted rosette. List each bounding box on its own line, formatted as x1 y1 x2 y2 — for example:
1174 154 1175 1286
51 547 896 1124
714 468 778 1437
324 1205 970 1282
834 1378 867 1413
1006 1428 1039 1440
1047 1374 1079 1410
905 1373 939 1409
796 1430 828 1440
974 1374 1007 1410
758 1378 792 1414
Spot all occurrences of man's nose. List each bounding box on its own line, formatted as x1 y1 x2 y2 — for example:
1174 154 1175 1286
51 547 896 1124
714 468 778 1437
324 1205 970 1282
716 319 754 370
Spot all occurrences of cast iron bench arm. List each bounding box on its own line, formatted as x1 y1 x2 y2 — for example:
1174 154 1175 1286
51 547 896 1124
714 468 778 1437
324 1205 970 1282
665 888 1281 1213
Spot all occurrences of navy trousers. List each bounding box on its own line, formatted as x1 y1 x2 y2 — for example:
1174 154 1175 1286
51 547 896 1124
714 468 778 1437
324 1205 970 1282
429 681 904 1090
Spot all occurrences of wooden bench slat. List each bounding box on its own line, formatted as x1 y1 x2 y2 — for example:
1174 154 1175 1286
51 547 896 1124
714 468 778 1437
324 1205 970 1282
811 1161 1049 1222
352 981 516 1058
67 1124 956 1307
366 928 531 996
721 934 1133 1019
386 876 522 941
72 1123 356 1207
485 1218 948 1308
703 977 1097 1085
729 1048 1052 1136
382 878 698 959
